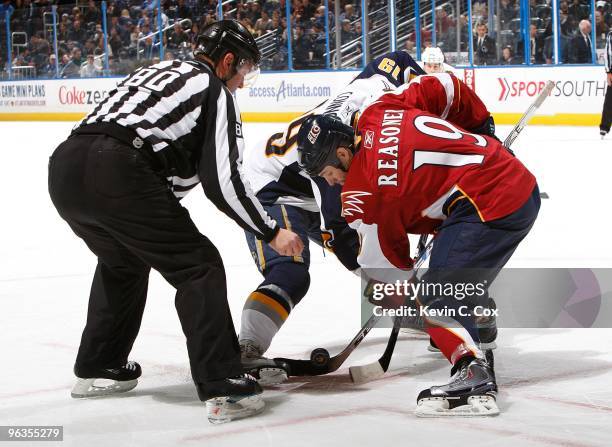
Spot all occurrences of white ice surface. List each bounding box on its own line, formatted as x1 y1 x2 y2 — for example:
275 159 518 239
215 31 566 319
1 122 611 446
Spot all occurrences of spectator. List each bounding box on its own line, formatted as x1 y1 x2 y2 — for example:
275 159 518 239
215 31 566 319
137 10 150 29
83 0 100 24
499 0 518 28
246 1 262 24
559 2 575 37
568 0 588 22
354 21 362 39
140 35 156 60
80 54 101 78
500 45 517 65
60 48 82 78
152 7 169 31
254 10 271 36
68 20 87 43
293 25 313 69
595 10 610 48
568 19 594 63
302 0 317 21
517 24 545 64
109 28 124 57
167 22 188 49
176 0 191 20
41 54 58 78
435 6 453 38
473 22 497 65
340 4 358 23
341 19 355 45
314 5 329 30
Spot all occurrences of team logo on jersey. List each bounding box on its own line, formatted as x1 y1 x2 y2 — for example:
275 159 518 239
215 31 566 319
363 130 375 149
235 122 243 138
307 123 321 144
341 191 372 217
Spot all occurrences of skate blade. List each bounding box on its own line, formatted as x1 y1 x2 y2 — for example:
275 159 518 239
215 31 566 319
415 395 499 417
427 341 497 353
206 395 265 424
256 368 288 386
71 378 138 398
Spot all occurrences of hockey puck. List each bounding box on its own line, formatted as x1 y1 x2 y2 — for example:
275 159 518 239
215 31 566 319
310 348 330 367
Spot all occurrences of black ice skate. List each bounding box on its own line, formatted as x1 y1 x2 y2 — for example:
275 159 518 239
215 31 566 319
71 361 141 398
415 357 499 417
240 340 288 386
198 374 265 424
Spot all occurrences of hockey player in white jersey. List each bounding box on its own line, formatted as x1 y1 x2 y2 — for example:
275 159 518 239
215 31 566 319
239 51 426 384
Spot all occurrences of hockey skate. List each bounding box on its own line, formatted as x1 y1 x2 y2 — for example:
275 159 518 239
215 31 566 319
240 340 288 386
198 374 265 424
71 361 141 398
415 357 499 417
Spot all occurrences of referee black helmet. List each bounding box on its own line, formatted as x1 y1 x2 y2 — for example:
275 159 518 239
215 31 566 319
195 20 261 69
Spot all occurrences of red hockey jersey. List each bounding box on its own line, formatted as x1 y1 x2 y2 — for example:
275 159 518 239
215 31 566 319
341 73 536 272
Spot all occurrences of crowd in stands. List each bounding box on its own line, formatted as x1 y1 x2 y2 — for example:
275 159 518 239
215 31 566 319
0 0 610 80
425 0 612 65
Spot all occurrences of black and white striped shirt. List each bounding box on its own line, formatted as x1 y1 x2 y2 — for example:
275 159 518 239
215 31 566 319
605 31 612 73
77 59 279 242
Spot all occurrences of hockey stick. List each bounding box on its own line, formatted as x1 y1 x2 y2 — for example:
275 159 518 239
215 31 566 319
503 80 555 199
503 80 554 148
349 235 432 384
275 236 433 378
274 309 383 377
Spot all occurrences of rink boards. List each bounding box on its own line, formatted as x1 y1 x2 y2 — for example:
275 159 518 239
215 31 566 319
0 65 606 126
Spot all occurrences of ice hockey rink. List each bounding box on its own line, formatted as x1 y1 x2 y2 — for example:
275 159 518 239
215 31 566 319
1 121 611 446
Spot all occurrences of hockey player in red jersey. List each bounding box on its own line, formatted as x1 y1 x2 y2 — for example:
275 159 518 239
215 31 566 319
296 73 540 416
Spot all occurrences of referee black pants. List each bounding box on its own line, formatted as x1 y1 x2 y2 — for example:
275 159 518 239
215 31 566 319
48 133 243 386
601 84 612 134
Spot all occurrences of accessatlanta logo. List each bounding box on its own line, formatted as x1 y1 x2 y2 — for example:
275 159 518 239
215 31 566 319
498 78 607 101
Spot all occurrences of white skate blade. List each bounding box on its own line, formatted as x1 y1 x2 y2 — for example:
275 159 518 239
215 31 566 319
71 378 138 398
349 362 384 384
206 395 265 424
256 368 288 386
415 395 499 417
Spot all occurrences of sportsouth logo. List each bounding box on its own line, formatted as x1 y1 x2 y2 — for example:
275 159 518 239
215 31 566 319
498 78 550 101
363 130 375 149
341 191 372 217
307 123 321 144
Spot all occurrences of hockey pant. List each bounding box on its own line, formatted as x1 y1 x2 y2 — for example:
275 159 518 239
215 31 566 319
241 204 322 351
421 185 541 365
48 133 243 384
